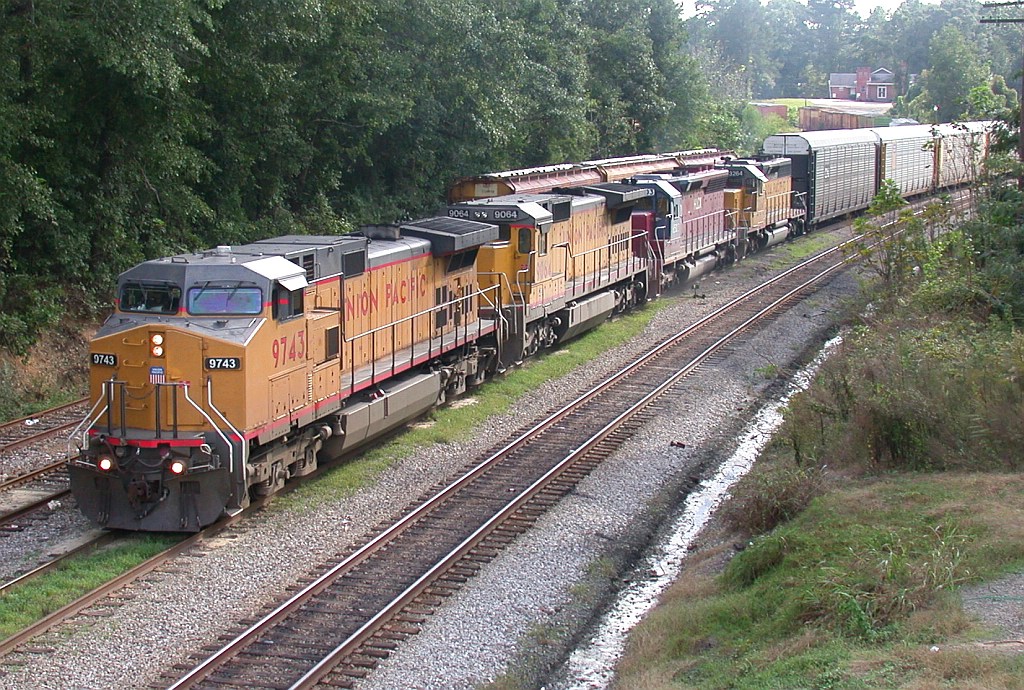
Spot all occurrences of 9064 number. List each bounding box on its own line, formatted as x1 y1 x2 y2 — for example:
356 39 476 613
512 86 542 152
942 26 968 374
205 357 241 370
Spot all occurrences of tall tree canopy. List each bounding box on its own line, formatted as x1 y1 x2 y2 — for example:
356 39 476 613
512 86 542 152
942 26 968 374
0 0 713 352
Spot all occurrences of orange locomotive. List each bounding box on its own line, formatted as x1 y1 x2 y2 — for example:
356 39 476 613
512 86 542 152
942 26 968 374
69 218 501 531
447 183 652 364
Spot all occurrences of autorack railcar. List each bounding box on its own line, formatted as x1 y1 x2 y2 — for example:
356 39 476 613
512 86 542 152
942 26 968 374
763 122 992 227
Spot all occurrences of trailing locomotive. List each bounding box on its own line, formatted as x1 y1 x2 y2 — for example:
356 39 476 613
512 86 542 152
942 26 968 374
69 121 990 531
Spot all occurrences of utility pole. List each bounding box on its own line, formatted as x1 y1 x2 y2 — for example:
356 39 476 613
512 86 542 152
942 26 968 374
982 1 1024 188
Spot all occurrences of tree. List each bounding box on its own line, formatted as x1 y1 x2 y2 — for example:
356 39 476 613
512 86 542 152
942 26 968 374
909 26 990 121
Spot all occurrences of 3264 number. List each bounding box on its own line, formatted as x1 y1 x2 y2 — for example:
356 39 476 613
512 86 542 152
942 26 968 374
272 332 305 367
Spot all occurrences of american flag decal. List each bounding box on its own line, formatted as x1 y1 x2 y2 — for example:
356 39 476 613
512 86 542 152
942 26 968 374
149 366 166 384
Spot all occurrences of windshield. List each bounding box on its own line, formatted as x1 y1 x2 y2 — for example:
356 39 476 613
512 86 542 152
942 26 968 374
187 285 263 315
119 282 182 314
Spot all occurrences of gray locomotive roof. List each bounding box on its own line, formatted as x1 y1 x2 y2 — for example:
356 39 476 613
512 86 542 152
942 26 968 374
762 128 878 155
399 216 499 254
574 183 653 208
447 192 589 227
721 162 768 183
447 198 554 227
364 236 431 268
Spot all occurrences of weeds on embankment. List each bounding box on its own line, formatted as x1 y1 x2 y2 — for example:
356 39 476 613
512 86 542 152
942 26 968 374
613 180 1024 689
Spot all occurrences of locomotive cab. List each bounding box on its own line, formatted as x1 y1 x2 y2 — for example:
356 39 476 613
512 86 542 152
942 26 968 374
627 177 682 242
69 252 308 531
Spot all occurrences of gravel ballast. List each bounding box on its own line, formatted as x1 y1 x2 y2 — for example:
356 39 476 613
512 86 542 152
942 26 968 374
0 239 859 690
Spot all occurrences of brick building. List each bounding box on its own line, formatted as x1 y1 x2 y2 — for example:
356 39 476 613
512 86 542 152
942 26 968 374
828 67 895 102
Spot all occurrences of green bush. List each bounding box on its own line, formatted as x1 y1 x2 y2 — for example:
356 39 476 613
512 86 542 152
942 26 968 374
722 461 828 535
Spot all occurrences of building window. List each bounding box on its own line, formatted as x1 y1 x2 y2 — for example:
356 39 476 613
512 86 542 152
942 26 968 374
877 86 887 99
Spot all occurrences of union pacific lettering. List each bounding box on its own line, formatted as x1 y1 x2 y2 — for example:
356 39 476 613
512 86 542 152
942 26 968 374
345 270 430 318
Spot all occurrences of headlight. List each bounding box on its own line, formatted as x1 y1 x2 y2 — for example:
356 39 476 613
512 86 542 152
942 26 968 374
97 456 116 472
150 333 165 357
169 459 187 475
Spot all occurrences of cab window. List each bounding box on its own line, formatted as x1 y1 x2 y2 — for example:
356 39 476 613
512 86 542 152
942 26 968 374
517 227 532 254
120 282 182 314
273 286 304 320
187 286 263 315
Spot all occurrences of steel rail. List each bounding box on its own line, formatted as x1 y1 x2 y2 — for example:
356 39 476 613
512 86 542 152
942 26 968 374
168 236 857 690
291 218 859 690
0 532 119 596
0 398 89 454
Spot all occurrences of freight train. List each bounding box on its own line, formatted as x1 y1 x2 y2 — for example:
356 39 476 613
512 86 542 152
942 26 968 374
68 122 990 531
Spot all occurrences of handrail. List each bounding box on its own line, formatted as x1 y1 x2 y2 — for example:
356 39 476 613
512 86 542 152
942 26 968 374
341 284 500 345
180 383 235 473
477 271 524 314
474 283 508 331
67 381 111 456
205 379 245 472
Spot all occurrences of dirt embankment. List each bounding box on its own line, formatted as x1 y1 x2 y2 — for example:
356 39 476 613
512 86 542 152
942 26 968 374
0 323 95 415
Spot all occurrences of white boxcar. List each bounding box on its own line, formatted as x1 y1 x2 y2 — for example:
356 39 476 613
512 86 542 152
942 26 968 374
870 124 936 198
762 129 878 225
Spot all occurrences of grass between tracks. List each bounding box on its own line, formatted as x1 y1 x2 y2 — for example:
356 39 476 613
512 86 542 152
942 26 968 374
0 535 179 641
274 298 668 508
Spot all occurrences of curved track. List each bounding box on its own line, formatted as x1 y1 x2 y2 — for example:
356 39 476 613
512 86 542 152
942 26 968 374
0 191 974 681
160 240 854 690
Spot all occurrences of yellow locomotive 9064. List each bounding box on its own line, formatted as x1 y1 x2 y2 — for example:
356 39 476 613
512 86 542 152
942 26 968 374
69 218 499 531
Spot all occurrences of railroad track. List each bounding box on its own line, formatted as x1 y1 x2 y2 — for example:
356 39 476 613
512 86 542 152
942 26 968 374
0 397 88 454
0 531 119 596
0 194 972 682
157 240 854 690
0 398 88 525
0 460 70 526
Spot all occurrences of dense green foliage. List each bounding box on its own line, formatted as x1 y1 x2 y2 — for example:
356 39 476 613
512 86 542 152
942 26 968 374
0 0 716 353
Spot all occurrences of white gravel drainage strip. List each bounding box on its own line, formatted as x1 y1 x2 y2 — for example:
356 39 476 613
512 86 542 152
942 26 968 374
551 335 842 690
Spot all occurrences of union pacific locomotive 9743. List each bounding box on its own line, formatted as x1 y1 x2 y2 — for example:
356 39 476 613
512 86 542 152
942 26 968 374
69 122 989 531
69 219 503 530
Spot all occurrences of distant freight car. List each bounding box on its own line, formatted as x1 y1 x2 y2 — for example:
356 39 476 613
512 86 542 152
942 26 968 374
873 124 936 198
762 129 879 225
763 123 991 227
447 150 724 203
